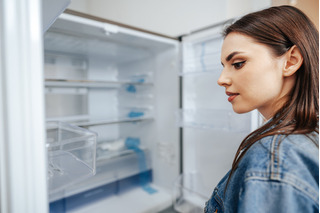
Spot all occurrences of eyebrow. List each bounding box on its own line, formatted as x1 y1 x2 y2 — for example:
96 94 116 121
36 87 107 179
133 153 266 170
226 51 243 62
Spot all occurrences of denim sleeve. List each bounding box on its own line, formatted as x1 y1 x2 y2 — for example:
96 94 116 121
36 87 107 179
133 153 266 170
237 179 319 213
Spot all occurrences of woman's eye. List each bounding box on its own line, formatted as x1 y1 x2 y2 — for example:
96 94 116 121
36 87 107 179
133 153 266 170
232 61 246 69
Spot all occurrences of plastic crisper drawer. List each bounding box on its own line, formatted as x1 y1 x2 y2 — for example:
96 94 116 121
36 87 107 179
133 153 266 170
49 138 152 202
46 121 97 194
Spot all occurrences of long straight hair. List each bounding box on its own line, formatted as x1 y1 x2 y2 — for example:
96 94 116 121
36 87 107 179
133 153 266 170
223 6 319 192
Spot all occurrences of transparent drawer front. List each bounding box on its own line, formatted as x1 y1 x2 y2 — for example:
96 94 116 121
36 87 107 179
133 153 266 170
46 122 97 194
173 173 208 213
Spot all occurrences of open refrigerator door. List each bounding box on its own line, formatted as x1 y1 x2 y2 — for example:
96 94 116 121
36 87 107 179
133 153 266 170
175 21 261 212
43 9 262 213
42 0 70 32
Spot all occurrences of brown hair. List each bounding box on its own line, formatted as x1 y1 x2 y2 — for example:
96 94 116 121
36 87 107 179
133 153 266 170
223 5 319 192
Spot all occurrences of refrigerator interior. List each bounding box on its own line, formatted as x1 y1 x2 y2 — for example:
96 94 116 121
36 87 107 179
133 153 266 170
43 13 180 213
175 23 260 212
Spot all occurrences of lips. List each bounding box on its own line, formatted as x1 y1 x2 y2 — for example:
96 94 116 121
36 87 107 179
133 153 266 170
226 91 239 102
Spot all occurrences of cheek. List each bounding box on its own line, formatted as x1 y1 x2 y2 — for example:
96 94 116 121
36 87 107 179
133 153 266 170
237 68 283 101
243 62 283 90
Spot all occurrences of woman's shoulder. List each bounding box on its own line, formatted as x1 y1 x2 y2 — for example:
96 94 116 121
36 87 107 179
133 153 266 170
242 131 319 169
238 131 319 203
275 132 319 181
207 132 319 213
280 132 319 156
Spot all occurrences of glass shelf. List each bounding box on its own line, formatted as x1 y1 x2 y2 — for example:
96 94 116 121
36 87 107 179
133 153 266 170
76 117 154 127
47 115 154 127
45 78 153 88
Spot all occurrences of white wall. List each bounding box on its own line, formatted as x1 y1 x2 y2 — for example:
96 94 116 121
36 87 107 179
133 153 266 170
68 0 271 37
68 0 88 12
227 0 271 18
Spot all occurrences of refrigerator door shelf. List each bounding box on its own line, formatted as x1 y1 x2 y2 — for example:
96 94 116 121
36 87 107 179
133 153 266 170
182 52 222 75
46 121 97 196
173 172 208 213
179 65 222 76
182 34 223 75
176 109 252 132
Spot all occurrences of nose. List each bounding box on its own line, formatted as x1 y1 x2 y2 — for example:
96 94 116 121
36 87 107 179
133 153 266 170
217 69 231 87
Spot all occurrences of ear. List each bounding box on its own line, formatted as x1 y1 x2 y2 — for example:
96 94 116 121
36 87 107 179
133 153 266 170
283 45 303 77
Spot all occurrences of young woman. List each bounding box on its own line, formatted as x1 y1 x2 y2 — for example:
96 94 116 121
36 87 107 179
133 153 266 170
205 6 319 213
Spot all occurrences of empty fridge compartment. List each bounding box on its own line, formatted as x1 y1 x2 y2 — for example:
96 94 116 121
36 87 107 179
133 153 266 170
44 53 88 81
46 121 97 194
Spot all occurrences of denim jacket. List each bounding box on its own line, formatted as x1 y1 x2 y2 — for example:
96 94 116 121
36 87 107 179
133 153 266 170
204 132 319 213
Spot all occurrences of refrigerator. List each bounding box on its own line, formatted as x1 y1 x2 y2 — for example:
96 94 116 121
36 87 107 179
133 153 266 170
0 1 261 212
43 10 260 213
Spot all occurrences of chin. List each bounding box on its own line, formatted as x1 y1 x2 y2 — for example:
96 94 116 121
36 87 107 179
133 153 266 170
232 105 252 114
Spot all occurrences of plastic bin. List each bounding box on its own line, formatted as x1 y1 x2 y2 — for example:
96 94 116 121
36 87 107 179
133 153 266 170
46 121 97 194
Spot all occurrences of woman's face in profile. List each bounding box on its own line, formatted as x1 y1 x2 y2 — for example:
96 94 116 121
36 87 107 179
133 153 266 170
218 32 287 119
